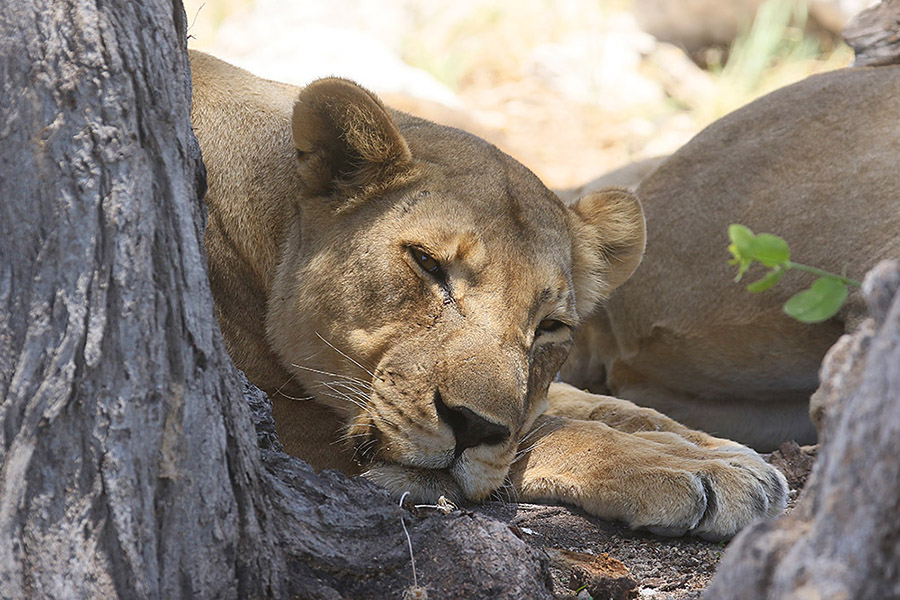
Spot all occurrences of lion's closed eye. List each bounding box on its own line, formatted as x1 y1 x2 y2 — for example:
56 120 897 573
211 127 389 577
537 319 568 335
409 247 444 279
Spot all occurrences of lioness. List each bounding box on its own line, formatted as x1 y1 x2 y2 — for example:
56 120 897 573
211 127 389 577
189 50 786 540
561 65 900 451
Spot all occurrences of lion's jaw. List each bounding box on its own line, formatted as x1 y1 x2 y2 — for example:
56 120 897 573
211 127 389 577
350 332 560 503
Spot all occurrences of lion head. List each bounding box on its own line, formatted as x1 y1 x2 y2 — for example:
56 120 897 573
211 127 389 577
190 51 645 502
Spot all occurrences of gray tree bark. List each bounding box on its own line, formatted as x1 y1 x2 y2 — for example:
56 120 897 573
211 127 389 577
0 2 553 598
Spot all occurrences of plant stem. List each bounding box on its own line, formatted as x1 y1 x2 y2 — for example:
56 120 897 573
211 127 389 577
785 261 862 287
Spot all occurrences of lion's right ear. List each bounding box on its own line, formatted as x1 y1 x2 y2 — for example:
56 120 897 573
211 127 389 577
569 188 646 318
292 78 412 201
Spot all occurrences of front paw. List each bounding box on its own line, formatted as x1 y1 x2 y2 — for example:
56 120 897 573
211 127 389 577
682 439 788 540
510 417 788 540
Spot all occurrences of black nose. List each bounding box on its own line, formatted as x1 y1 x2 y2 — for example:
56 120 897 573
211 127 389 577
434 389 510 458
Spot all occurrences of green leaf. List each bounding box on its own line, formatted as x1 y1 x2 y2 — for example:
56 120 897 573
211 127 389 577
750 233 790 267
729 249 751 281
727 225 755 281
728 224 755 259
746 266 784 293
783 278 848 323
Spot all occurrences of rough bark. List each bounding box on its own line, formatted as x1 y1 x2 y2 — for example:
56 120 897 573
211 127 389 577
844 0 900 66
0 2 553 598
704 260 900 599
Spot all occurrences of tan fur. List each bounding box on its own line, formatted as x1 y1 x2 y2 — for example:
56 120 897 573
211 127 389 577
562 65 900 451
190 50 786 539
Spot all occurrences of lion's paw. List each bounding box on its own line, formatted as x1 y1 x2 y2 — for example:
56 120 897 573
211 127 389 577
513 418 788 541
611 435 788 541
637 446 788 541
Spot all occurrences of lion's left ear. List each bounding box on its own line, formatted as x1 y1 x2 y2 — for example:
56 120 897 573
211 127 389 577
568 188 646 318
292 77 412 201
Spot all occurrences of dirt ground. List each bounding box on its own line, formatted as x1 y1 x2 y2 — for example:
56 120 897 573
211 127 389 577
412 442 818 599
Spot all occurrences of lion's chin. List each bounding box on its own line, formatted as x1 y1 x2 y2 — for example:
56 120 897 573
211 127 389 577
362 457 509 504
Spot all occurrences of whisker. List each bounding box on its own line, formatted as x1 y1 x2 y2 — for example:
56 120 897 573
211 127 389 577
321 382 368 401
323 380 374 400
499 478 519 503
290 363 374 389
319 389 373 416
350 435 380 463
333 378 375 392
335 427 379 444
341 422 379 432
314 331 383 382
317 387 398 432
275 390 316 402
334 431 374 447
275 371 299 397
518 421 549 445
513 438 546 463
275 347 329 393
320 383 376 414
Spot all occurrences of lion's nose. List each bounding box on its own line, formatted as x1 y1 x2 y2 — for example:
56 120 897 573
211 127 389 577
434 389 510 457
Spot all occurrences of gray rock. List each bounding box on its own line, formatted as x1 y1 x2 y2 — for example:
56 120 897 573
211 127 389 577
844 0 900 66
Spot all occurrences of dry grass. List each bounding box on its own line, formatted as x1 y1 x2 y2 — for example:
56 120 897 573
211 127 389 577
700 0 853 123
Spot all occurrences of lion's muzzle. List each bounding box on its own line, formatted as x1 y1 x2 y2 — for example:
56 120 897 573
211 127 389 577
433 388 510 457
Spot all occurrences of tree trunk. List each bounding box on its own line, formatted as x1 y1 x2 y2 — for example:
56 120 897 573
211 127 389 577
0 2 553 598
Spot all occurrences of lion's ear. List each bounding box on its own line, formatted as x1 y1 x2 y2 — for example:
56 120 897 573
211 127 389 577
292 78 412 200
569 188 646 317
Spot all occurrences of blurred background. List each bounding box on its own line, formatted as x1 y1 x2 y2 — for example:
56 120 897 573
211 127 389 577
184 0 872 190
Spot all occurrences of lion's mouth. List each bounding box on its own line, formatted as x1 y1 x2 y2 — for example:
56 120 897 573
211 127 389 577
351 426 456 470
354 436 512 503
360 461 466 503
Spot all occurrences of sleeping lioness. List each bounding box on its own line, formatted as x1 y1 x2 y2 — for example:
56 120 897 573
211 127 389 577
189 50 786 540
561 65 900 451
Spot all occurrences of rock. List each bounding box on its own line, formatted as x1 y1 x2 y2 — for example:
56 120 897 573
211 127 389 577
547 548 638 600
764 441 818 491
473 502 726 598
844 0 900 66
705 260 900 599
633 0 765 54
808 319 874 434
634 0 867 65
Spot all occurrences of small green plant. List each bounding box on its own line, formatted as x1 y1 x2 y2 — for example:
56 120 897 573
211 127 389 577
727 224 861 323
